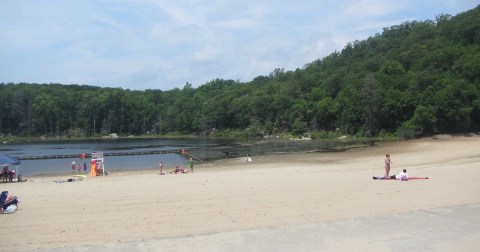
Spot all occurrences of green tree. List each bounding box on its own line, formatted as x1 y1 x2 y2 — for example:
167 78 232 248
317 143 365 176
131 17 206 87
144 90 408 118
360 74 380 136
32 93 57 136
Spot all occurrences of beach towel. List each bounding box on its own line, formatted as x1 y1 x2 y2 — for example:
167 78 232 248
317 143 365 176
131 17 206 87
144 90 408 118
372 176 429 180
54 178 81 183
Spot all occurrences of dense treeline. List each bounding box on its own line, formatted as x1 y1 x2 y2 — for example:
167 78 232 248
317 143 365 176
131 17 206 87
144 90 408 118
1 6 479 139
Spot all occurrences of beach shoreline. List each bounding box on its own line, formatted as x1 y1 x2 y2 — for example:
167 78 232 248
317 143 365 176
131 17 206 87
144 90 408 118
2 135 480 251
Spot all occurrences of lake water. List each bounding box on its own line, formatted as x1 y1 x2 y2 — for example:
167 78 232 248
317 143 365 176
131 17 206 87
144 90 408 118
0 137 367 176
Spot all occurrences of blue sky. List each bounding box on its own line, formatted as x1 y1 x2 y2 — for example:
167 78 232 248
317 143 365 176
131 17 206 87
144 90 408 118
0 0 478 91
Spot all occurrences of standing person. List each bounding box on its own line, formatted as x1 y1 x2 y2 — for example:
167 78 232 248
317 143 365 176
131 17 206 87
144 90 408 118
159 161 163 175
71 161 76 173
77 164 81 173
83 162 87 173
189 158 194 173
384 154 392 178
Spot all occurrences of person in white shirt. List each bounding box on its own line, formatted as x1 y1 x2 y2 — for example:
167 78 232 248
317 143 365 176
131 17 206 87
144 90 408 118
390 169 408 181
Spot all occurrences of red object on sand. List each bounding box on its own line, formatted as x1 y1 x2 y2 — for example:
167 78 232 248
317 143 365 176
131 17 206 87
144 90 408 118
372 176 429 180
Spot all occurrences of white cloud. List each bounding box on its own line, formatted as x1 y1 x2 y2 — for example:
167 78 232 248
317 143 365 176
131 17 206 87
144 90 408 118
344 0 405 18
0 0 478 90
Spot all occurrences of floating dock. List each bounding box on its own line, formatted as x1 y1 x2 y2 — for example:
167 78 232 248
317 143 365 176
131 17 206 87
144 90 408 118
15 150 183 160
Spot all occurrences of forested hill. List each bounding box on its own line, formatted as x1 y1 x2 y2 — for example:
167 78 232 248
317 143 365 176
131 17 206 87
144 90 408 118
1 6 479 139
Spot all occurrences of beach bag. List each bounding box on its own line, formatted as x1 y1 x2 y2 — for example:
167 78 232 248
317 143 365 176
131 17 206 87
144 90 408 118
1 191 19 214
3 204 17 214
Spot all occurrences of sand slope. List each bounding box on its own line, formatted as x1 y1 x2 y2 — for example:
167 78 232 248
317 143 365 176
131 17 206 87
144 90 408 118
2 135 480 251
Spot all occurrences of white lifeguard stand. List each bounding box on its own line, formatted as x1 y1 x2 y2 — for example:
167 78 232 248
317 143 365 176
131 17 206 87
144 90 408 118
91 152 105 176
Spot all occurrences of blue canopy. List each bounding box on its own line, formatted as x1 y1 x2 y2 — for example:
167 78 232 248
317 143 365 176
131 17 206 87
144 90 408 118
0 154 21 165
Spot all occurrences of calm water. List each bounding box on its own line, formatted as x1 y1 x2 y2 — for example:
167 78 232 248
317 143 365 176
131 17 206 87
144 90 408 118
1 137 365 176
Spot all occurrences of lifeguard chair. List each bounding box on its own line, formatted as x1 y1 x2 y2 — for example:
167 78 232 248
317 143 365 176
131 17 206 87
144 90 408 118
91 152 106 176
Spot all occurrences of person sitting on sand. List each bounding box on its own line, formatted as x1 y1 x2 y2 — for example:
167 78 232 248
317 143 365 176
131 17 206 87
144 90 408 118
170 165 189 174
8 170 15 182
1 165 9 181
172 165 180 174
390 169 408 181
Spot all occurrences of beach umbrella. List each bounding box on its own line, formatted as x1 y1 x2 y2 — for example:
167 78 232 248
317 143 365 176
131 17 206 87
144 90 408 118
0 154 21 180
0 154 20 165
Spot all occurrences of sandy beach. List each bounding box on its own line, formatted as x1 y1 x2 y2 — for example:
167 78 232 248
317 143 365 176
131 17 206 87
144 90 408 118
2 135 480 251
